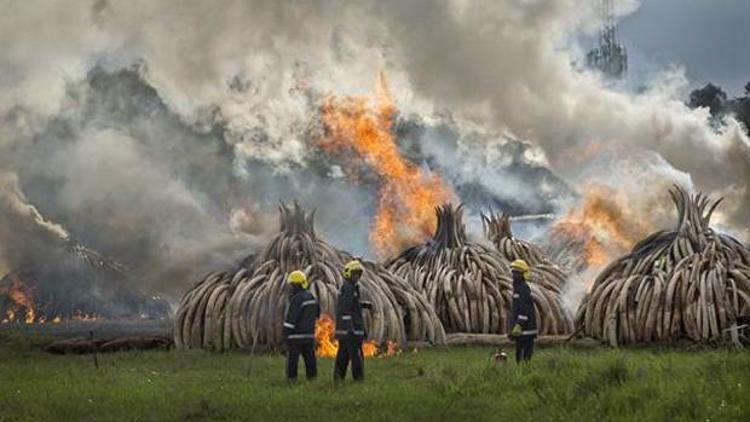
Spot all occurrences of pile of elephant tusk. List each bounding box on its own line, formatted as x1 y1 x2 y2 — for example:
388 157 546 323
576 186 750 345
173 203 445 351
174 186 749 350
483 212 570 292
387 204 572 335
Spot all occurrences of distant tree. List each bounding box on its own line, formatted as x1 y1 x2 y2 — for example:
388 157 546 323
730 86 750 134
688 83 728 116
687 82 750 136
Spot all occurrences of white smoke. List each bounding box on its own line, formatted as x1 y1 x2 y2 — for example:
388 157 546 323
376 0 749 228
0 172 70 241
1 0 748 297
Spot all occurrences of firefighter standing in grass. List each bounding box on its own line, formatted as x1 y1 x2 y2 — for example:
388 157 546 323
334 260 372 381
509 259 538 363
283 270 320 381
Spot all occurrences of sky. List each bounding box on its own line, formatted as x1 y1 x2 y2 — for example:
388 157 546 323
619 0 750 96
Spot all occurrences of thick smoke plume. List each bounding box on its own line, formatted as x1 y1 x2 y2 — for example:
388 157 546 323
1 0 748 303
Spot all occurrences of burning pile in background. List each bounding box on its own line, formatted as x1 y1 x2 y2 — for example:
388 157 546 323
0 272 36 324
0 272 104 324
546 184 651 274
0 256 170 325
0 172 171 325
0 270 169 325
319 73 453 259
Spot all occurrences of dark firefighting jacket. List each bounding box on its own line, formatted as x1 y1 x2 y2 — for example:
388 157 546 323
335 279 365 339
283 285 320 343
511 275 538 337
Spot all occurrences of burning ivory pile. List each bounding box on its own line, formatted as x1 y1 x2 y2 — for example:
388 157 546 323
387 204 572 335
576 186 750 345
174 203 445 351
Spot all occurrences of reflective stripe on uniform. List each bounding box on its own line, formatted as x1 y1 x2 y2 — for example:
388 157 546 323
302 300 317 307
517 315 528 321
287 334 314 339
521 329 538 336
283 322 295 329
513 293 520 298
341 315 352 320
335 330 365 336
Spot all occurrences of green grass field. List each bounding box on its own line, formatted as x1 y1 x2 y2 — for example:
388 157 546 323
1 331 748 421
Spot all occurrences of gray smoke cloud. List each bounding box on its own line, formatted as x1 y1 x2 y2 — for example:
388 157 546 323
1 0 748 302
376 0 749 229
0 172 70 242
0 171 70 277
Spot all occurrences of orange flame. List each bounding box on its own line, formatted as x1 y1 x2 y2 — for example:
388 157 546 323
2 309 14 324
1 272 101 324
1 273 36 323
315 313 340 357
314 313 398 358
319 73 453 258
551 184 650 268
72 310 100 322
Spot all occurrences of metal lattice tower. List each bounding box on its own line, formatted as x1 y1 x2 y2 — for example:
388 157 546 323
586 0 627 78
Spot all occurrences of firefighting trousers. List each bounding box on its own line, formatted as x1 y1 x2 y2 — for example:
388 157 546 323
286 342 317 380
515 335 535 363
333 335 364 381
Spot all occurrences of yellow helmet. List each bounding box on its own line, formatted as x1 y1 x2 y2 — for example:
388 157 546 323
343 260 363 279
510 259 530 279
287 270 309 289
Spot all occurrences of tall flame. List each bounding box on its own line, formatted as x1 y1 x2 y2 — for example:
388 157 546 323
314 313 398 358
319 73 453 258
315 313 340 357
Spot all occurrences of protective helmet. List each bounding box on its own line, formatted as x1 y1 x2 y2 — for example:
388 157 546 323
343 260 363 279
287 270 309 289
510 259 530 279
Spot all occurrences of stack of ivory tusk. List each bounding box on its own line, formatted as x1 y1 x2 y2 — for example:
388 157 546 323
387 204 572 335
173 202 446 351
483 212 573 332
482 212 570 292
576 186 750 345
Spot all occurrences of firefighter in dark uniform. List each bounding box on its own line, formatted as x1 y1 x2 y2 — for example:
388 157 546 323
509 259 538 363
283 270 320 381
334 260 372 381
